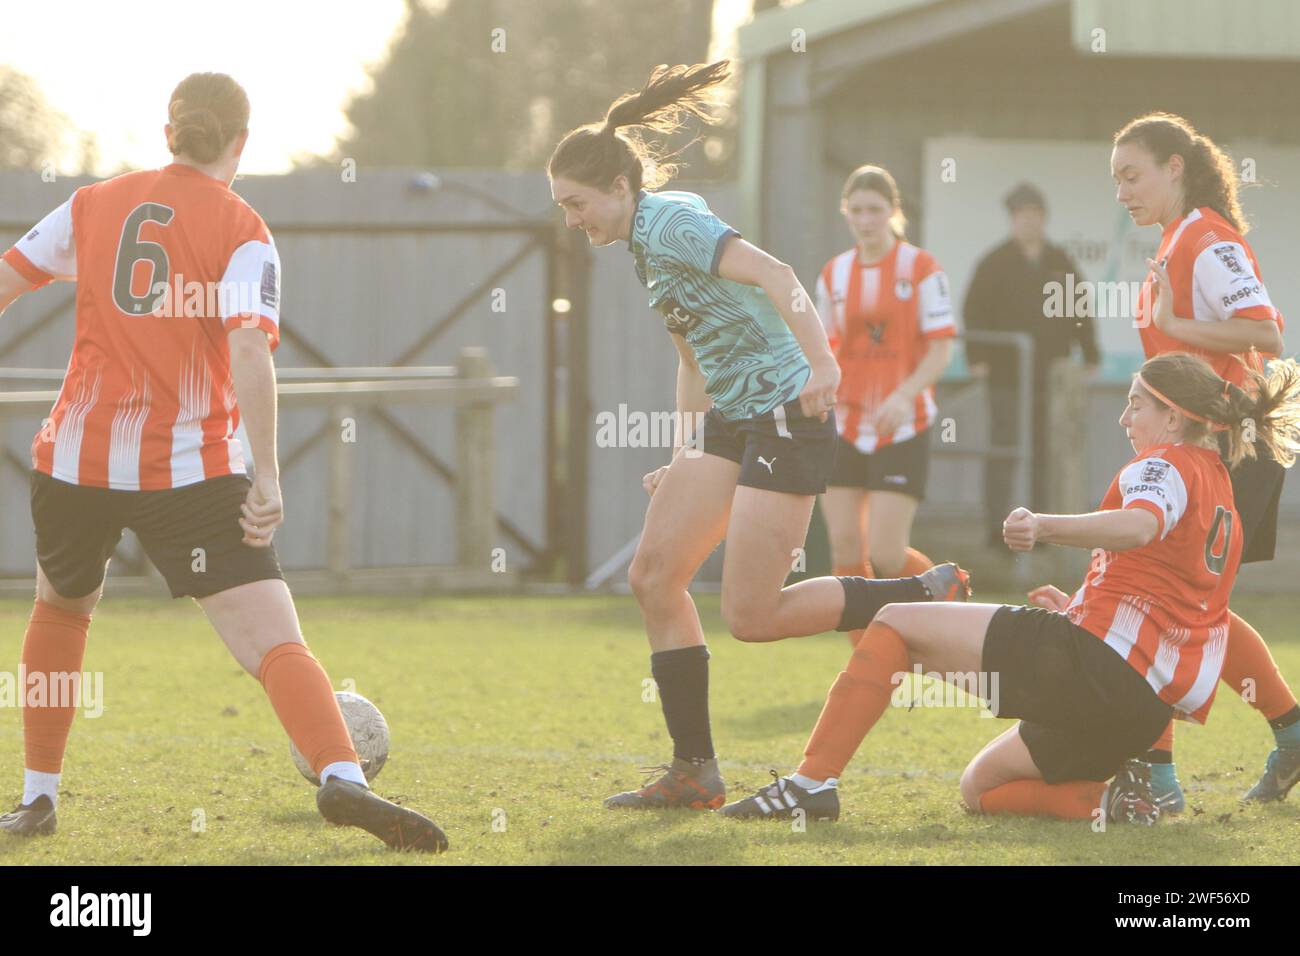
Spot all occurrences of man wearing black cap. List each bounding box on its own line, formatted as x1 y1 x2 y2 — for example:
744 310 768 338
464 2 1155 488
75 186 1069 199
963 182 1100 548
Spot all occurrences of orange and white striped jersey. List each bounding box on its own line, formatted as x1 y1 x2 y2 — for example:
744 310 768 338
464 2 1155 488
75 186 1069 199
814 241 955 453
1063 442 1241 724
2 163 281 490
1135 207 1283 389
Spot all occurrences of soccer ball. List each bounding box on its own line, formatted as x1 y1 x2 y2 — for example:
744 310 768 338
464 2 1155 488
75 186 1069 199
289 691 390 786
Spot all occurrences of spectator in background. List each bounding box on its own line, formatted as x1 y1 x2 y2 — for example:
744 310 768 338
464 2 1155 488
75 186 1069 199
963 182 1100 548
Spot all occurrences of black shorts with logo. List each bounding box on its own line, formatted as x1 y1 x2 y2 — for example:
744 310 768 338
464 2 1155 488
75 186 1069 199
981 604 1173 784
827 430 931 500
31 470 285 600
1221 433 1286 564
699 399 838 495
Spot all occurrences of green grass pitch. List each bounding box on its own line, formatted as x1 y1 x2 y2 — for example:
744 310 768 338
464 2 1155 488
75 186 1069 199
0 590 1295 865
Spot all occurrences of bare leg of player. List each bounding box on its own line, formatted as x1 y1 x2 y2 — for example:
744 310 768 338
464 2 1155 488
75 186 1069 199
722 602 1155 824
960 725 1126 822
719 489 966 642
198 579 448 852
627 451 738 653
718 602 997 820
720 486 820 641
606 450 739 810
960 725 1046 810
36 563 104 616
865 490 919 578
821 486 869 576
197 578 304 675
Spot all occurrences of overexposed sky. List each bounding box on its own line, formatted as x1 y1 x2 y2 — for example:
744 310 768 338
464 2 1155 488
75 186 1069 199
1 0 753 176
1 0 407 175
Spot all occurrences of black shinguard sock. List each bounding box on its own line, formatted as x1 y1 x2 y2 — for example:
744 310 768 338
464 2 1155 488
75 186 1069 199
836 576 929 631
650 645 714 763
1269 705 1300 732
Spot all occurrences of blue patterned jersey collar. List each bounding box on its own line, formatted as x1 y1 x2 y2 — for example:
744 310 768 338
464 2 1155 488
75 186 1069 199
626 189 649 252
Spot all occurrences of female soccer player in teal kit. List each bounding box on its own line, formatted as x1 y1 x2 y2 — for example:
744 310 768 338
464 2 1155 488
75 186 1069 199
548 61 967 812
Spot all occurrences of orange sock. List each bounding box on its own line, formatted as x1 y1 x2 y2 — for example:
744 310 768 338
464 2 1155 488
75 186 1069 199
833 562 871 647
258 642 358 775
21 601 92 773
1149 720 1174 753
1221 611 1297 721
799 621 911 780
901 548 933 577
978 779 1106 820
861 548 930 580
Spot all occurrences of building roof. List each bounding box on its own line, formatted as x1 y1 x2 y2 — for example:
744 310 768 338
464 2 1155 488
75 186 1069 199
739 0 1300 63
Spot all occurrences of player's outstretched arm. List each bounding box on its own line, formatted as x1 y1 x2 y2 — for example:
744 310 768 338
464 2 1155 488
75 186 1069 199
0 260 33 317
644 331 712 498
1004 505 1158 553
228 326 283 546
1159 313 1282 355
716 236 839 419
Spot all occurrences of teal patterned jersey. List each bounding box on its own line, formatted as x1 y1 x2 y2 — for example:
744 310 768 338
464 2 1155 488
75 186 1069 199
627 190 810 420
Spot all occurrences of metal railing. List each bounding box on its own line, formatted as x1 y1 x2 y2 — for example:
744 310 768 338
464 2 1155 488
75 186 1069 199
0 347 518 594
933 330 1034 513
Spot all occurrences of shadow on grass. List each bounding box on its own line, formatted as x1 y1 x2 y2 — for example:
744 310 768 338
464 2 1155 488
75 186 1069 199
716 700 825 740
538 804 1250 865
539 812 751 865
264 808 324 825
0 835 58 860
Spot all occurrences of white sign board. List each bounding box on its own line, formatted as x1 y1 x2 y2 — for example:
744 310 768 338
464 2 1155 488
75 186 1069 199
922 136 1299 380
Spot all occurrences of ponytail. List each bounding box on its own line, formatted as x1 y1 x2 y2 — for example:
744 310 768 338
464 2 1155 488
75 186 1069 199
168 72 249 165
548 61 731 193
1138 352 1300 469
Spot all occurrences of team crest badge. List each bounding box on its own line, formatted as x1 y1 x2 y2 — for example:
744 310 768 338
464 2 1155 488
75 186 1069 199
1213 244 1246 278
1140 460 1170 483
894 278 913 300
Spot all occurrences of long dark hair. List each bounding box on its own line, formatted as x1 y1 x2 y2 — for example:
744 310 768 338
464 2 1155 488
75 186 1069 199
168 73 249 165
1114 113 1247 233
547 61 730 192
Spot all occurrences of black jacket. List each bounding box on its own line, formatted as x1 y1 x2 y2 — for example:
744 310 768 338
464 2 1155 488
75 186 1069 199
962 238 1100 384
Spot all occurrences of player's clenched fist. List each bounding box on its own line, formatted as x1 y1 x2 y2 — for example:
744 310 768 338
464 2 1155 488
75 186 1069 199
643 465 670 498
240 474 284 547
1003 506 1040 552
1027 584 1070 612
798 359 840 422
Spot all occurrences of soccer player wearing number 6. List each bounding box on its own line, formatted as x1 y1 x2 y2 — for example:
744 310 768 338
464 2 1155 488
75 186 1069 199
0 74 446 851
814 166 955 646
721 353 1300 826
1110 113 1299 809
548 62 969 812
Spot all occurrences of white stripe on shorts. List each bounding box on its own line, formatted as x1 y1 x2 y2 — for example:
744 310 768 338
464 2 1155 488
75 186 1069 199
773 403 792 439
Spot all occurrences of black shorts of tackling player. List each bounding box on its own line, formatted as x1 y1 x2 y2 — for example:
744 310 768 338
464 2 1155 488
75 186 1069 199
697 399 838 495
31 470 285 600
1220 432 1286 564
827 430 930 501
981 605 1173 784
